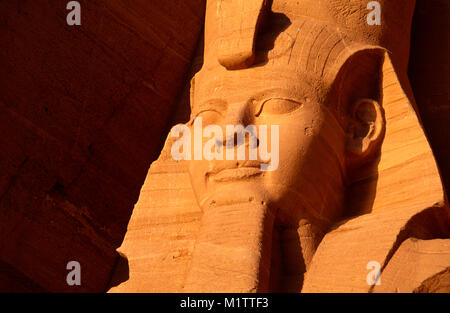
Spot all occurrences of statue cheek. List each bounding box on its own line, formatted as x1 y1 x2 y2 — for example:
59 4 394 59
275 115 316 148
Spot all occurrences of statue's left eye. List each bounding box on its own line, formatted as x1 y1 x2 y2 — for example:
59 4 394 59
256 98 303 116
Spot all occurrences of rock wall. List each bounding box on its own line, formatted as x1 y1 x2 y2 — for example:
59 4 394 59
0 0 205 292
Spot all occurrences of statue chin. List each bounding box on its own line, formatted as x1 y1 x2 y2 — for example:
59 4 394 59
192 175 331 229
194 179 272 210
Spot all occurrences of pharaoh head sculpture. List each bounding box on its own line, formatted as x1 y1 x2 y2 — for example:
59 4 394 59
111 0 449 293
187 1 393 229
180 0 447 292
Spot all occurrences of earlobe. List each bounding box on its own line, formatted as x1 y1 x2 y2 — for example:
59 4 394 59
346 98 385 162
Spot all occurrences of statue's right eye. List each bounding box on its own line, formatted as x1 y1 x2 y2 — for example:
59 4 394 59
192 99 227 123
194 109 222 124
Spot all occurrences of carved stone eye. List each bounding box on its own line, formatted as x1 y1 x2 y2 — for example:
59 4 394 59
194 109 222 124
256 98 303 116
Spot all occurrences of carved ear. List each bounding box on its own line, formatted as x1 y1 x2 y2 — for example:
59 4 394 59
329 47 388 166
346 98 385 159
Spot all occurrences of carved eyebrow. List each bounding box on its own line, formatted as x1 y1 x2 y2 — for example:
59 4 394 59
250 88 297 101
196 99 228 112
250 88 302 104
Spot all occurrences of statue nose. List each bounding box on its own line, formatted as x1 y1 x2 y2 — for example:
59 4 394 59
216 105 259 149
221 132 239 149
221 102 253 127
222 130 257 148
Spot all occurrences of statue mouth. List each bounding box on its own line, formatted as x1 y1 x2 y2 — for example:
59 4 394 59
208 167 263 183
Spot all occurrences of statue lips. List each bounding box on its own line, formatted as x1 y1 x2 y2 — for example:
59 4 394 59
206 160 267 183
210 167 262 182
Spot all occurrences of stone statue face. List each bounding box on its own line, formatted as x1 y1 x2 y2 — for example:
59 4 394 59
187 65 348 225
185 8 386 227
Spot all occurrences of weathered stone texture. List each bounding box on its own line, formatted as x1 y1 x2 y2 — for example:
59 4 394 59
0 0 205 292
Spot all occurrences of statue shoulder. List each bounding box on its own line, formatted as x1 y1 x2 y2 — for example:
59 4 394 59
372 237 450 293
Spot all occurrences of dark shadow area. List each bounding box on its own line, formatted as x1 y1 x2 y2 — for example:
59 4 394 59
253 12 292 68
408 0 450 201
0 260 45 292
105 252 130 291
277 225 307 292
344 156 381 218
